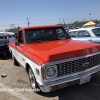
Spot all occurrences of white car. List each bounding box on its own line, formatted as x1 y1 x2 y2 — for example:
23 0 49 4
68 27 100 43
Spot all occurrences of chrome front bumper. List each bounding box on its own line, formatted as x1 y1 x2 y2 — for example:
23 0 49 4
38 65 100 92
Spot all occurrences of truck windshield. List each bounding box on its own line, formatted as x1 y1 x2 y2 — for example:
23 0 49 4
25 28 69 43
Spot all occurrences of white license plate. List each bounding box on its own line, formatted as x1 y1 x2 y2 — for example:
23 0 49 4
80 75 91 85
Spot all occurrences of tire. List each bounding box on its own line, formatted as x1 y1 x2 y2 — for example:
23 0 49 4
28 67 40 92
12 54 19 66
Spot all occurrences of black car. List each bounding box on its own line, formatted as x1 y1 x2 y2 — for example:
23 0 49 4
0 32 15 55
0 39 9 55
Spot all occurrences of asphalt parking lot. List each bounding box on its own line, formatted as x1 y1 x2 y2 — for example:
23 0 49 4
0 55 100 100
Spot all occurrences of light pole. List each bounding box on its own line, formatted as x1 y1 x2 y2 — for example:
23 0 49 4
89 13 91 21
83 18 85 22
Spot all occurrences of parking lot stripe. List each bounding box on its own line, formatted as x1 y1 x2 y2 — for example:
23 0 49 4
0 60 12 64
0 83 31 100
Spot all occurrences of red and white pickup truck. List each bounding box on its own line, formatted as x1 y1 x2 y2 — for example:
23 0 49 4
9 25 100 92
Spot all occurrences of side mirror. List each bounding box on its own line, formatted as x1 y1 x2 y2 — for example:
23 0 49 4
15 42 20 46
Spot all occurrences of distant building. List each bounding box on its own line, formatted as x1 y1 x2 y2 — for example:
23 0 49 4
5 27 21 33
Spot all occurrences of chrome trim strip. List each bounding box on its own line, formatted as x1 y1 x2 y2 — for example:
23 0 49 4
42 52 100 67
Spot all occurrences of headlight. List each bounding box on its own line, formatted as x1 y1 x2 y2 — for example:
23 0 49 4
46 65 57 79
47 67 55 77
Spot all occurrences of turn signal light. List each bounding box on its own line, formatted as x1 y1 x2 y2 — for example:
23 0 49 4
98 71 100 75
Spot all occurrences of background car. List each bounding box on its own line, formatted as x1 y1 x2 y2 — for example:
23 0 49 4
68 27 100 43
0 32 15 55
64 26 75 32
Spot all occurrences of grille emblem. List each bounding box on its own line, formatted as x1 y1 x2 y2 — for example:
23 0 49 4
82 62 89 67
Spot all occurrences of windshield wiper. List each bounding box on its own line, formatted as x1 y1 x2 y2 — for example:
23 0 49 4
49 37 67 41
30 40 43 43
48 37 60 41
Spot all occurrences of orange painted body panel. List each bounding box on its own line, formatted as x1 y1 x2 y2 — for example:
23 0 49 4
26 39 100 65
9 39 100 66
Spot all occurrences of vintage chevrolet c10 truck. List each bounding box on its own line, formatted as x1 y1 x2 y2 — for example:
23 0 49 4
9 25 100 92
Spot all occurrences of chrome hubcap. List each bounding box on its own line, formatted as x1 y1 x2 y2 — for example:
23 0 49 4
29 68 35 88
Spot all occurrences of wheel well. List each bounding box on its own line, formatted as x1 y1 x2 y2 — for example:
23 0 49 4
26 63 30 73
10 50 12 54
26 63 39 89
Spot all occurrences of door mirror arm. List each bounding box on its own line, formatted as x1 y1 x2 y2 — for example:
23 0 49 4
15 42 20 46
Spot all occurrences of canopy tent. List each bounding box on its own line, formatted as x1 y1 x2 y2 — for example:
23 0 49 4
83 21 97 27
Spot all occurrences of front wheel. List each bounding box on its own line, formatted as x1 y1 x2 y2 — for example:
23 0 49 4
28 67 40 92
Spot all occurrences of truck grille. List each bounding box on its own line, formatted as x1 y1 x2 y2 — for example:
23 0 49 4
57 54 100 77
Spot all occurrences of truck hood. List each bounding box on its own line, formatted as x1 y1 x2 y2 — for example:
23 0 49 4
27 39 100 65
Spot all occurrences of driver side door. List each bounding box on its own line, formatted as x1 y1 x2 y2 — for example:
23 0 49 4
15 31 26 66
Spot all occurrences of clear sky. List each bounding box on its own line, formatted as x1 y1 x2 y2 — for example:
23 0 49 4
0 0 100 30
